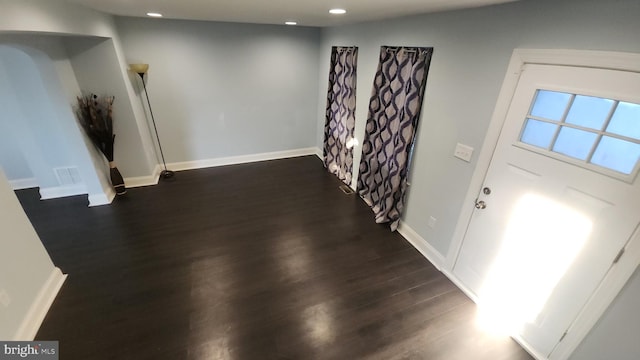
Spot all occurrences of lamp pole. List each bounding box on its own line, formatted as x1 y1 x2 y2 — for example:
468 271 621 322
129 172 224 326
133 66 175 180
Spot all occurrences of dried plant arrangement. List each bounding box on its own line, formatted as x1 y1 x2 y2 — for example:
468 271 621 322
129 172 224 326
76 94 127 195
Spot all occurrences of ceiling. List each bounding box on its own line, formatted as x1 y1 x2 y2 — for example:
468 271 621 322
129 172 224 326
67 0 517 27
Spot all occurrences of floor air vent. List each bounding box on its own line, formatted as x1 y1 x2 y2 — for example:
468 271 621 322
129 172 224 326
339 184 355 195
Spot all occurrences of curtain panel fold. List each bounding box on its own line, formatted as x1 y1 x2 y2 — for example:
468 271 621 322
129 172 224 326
358 46 433 231
323 46 358 185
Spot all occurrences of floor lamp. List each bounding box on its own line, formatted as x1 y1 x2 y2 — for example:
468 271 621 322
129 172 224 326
129 63 175 179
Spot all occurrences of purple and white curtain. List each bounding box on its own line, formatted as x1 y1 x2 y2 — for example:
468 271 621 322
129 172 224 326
358 46 433 231
323 46 358 185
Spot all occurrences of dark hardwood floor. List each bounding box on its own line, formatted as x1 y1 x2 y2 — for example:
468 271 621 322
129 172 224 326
20 156 532 359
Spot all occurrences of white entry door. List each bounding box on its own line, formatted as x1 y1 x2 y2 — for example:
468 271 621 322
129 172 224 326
453 63 640 356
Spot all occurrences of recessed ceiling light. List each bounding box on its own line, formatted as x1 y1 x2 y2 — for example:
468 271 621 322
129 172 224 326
329 8 347 15
146 12 163 17
285 21 297 25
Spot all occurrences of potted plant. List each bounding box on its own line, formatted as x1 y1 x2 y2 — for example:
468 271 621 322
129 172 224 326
76 94 126 196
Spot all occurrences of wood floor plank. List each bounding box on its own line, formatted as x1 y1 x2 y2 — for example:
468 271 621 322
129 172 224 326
18 156 532 359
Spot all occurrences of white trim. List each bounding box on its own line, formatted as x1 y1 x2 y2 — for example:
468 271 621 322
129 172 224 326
511 49 640 73
167 147 318 171
124 165 162 188
8 177 38 190
397 221 545 360
549 225 640 360
447 48 640 360
397 221 445 271
446 49 527 270
513 334 548 360
88 187 115 206
13 268 66 341
39 184 87 200
447 48 640 269
315 147 323 160
397 221 478 301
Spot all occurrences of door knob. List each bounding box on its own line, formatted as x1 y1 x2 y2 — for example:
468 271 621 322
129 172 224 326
475 200 487 209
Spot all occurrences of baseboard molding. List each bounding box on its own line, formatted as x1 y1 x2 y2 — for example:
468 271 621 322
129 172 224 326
513 334 548 360
315 147 323 160
167 148 318 172
124 165 161 188
88 187 115 207
39 184 87 200
13 268 67 341
397 221 479 302
397 221 546 360
398 221 482 303
397 221 446 271
9 177 38 190
89 165 161 205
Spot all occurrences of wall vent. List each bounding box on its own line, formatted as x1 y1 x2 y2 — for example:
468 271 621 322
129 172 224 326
54 167 82 186
339 184 355 195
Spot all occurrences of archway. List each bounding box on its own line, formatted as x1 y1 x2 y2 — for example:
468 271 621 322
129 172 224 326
0 44 111 205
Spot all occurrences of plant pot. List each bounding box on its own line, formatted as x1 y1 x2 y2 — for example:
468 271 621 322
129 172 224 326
109 162 127 196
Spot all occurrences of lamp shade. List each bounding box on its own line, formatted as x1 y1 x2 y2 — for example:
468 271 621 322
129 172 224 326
129 63 149 74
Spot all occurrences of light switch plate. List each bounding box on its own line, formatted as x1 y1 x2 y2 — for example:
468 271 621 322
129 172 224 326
454 143 474 162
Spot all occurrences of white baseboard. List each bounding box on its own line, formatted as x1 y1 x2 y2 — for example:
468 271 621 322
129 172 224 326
120 149 320 189
513 334 548 360
39 184 87 200
167 147 318 172
124 165 161 188
88 187 115 207
398 221 481 302
13 268 67 341
397 221 546 360
315 147 323 160
397 221 446 271
397 221 479 301
9 177 38 190
38 183 112 207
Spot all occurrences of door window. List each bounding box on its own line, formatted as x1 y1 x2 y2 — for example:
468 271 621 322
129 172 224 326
519 90 640 178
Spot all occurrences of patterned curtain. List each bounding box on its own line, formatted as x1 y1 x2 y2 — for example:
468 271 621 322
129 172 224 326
358 46 433 231
323 46 358 185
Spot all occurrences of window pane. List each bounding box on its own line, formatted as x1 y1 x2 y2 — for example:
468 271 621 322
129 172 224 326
552 127 598 160
606 102 640 140
591 136 640 174
530 90 571 121
520 119 558 149
565 95 614 130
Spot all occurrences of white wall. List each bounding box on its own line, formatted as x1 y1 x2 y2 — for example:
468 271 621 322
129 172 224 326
0 40 117 203
318 0 640 259
0 0 116 37
569 267 640 360
0 169 61 340
115 17 321 163
65 37 155 178
0 120 33 182
0 53 35 184
318 0 640 358
571 269 640 360
0 45 79 190
0 0 636 354
0 0 161 184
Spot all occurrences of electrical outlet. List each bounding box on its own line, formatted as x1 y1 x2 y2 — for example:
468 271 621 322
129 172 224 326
0 289 10 307
454 143 474 162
